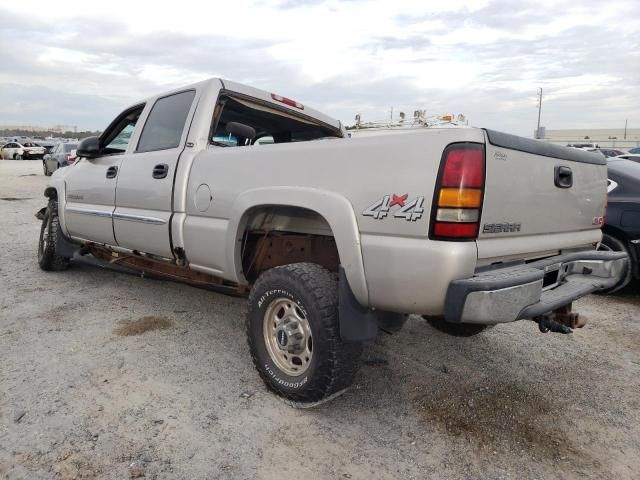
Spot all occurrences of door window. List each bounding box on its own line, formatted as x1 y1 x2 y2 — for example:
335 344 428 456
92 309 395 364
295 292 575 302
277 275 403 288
105 123 136 152
136 90 196 153
99 104 145 155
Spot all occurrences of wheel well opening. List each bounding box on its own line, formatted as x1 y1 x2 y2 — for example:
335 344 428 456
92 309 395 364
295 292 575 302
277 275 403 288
240 206 339 282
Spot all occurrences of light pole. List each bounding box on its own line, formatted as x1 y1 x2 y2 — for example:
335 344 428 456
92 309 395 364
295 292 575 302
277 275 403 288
536 88 543 139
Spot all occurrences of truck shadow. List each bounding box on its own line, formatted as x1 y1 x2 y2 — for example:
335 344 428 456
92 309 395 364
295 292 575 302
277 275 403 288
603 278 640 306
332 317 625 475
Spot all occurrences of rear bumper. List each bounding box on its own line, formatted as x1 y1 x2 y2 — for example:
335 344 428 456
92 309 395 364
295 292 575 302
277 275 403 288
444 250 628 324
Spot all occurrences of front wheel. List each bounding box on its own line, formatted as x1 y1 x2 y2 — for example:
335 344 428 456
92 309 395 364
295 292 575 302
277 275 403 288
597 233 632 293
14 153 22 160
246 263 362 405
38 200 70 271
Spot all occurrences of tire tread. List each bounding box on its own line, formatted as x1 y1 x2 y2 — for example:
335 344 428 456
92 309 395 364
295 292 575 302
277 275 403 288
38 200 70 271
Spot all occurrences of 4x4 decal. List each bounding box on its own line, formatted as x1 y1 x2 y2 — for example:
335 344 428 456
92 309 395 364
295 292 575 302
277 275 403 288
363 193 425 221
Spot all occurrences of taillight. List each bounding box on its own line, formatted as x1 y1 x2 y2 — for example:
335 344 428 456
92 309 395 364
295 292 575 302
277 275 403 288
271 93 304 110
430 143 485 240
66 154 77 165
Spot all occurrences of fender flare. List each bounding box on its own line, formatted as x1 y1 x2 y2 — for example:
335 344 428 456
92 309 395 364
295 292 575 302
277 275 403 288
43 177 70 237
227 187 369 306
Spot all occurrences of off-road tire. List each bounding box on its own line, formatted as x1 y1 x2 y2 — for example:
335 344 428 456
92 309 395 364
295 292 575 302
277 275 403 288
38 200 70 271
247 263 362 404
596 233 632 294
424 316 489 337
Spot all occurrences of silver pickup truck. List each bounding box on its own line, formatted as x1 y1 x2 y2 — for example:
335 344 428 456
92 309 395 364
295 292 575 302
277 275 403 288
38 78 627 404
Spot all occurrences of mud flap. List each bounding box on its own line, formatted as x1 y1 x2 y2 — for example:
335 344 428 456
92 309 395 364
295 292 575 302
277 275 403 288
338 268 404 342
338 268 378 342
55 224 79 259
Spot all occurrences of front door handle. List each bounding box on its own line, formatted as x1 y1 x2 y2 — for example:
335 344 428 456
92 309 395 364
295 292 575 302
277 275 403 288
554 165 572 188
106 166 118 179
153 164 169 179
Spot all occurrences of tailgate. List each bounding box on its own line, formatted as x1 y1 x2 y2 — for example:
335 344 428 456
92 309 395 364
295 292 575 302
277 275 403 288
478 130 606 258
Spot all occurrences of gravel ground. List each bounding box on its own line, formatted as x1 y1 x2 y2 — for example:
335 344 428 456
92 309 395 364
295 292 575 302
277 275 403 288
1 160 639 480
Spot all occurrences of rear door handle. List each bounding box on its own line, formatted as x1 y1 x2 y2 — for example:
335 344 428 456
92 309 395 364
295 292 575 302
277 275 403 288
106 166 118 179
153 164 169 179
554 165 572 188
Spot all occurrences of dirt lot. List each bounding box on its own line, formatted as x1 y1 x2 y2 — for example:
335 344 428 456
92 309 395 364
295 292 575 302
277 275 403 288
1 160 639 479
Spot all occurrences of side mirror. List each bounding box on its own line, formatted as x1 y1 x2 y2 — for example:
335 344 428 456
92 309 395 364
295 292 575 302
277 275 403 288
225 122 256 142
76 136 101 158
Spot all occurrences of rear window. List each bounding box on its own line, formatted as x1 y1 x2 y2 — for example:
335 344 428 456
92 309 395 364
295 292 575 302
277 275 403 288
137 90 196 153
210 95 341 147
63 143 78 153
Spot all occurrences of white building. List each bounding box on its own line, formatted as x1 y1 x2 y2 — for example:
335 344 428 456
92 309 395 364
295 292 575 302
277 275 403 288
539 128 640 149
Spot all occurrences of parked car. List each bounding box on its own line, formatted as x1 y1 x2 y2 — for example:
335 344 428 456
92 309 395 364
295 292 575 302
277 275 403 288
602 158 640 291
0 141 45 159
21 142 46 159
591 148 625 158
39 141 58 154
37 78 627 404
612 153 640 162
628 147 640 154
43 142 78 176
0 142 24 159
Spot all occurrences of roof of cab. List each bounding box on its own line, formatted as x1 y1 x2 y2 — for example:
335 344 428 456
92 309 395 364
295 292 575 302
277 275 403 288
132 77 342 133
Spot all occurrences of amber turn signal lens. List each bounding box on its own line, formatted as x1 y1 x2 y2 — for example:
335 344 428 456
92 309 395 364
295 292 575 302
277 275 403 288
438 188 482 208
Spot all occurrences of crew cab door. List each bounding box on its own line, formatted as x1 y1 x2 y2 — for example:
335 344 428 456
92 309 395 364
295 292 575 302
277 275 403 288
64 104 144 244
113 89 197 258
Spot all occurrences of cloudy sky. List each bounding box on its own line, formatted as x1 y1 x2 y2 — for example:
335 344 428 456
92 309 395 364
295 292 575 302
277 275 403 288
0 0 638 135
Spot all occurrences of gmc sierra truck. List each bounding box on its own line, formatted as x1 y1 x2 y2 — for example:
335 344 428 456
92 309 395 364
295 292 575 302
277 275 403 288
37 78 627 404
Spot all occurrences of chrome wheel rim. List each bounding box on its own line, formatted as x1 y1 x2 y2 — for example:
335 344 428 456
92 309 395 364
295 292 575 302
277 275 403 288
263 297 313 377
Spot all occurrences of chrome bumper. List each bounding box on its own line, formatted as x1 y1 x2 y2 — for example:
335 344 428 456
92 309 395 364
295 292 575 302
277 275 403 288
444 250 629 324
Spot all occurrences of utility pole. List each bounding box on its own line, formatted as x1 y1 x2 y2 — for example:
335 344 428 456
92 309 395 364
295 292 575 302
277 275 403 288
536 88 542 139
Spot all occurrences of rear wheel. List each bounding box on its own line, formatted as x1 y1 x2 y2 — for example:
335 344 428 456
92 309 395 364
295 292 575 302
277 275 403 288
43 161 49 176
597 233 631 293
424 316 489 337
38 200 70 271
14 153 22 160
247 263 362 405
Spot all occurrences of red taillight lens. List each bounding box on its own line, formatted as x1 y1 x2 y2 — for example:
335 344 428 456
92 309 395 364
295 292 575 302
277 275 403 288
66 154 77 165
430 143 485 241
433 222 479 238
441 149 484 187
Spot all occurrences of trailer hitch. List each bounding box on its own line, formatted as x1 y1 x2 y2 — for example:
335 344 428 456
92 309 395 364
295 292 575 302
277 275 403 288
533 303 586 334
535 313 573 334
